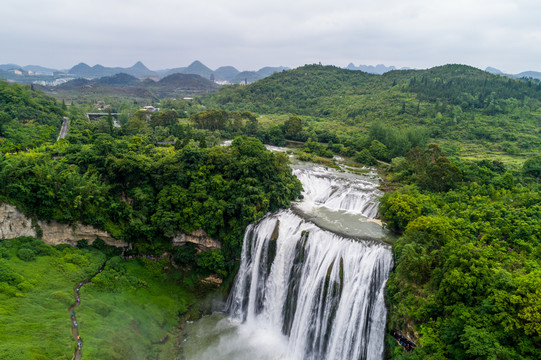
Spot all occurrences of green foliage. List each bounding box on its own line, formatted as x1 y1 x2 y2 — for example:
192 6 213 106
0 81 66 150
284 115 303 139
368 139 390 162
190 109 229 131
16 248 36 261
203 64 541 157
379 189 425 232
383 154 541 359
195 249 226 277
522 155 541 178
354 148 377 166
76 239 89 249
173 244 197 266
1 133 301 271
91 238 106 250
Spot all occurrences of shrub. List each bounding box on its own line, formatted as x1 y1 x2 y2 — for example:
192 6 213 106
92 238 106 250
355 149 377 166
173 244 197 266
523 155 541 178
76 239 88 248
196 249 226 277
17 248 36 262
0 247 10 259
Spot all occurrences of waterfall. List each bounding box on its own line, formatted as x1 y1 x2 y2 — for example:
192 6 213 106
225 166 393 360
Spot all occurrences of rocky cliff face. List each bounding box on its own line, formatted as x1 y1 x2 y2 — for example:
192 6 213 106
0 203 35 239
172 229 221 250
0 203 128 248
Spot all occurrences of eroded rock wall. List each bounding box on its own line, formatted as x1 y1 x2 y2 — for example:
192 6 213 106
0 203 128 248
172 229 221 250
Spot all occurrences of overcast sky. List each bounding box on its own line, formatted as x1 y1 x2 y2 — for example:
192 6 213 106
2 0 540 73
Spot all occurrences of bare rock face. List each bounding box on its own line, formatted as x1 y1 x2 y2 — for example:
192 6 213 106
0 203 36 239
172 229 221 250
0 203 128 248
200 274 223 286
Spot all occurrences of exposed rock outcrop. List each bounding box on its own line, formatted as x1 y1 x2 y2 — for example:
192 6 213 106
172 229 221 250
0 203 36 239
200 275 223 286
0 203 128 248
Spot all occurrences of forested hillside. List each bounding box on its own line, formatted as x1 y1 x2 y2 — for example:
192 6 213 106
380 147 541 359
0 79 301 269
205 64 541 157
0 82 66 151
0 135 301 264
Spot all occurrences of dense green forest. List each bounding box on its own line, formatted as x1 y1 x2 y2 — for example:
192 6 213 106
0 81 66 151
379 146 541 359
204 64 541 160
0 135 301 265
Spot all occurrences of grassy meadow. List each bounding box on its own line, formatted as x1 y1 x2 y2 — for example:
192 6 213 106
0 237 202 360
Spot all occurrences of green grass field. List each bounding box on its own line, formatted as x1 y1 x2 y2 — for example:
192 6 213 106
0 237 105 359
77 257 197 360
0 238 202 360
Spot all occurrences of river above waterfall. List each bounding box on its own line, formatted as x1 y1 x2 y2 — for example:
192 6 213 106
183 164 393 360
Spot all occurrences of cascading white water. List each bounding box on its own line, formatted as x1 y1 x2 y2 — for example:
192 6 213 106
184 165 393 360
293 166 382 219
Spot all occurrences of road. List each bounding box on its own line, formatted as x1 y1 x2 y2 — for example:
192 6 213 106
57 116 69 141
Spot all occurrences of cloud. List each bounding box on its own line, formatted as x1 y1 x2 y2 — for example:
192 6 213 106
2 0 541 73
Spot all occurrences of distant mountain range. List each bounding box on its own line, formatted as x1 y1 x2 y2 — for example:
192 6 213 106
0 60 290 84
161 61 289 83
68 61 158 78
3 60 541 85
346 63 417 74
43 72 218 101
0 64 58 75
345 63 409 74
485 67 541 82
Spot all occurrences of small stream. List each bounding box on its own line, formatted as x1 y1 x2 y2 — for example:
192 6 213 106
68 263 106 360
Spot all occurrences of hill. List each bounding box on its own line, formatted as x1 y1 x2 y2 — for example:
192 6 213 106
486 66 541 82
230 71 263 84
41 72 217 104
151 73 217 97
0 80 66 150
205 64 541 156
164 61 288 83
230 66 289 84
96 73 141 87
214 66 240 81
68 61 157 78
346 63 399 74
164 60 214 80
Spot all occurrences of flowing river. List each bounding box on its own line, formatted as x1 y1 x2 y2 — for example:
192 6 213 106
183 164 393 360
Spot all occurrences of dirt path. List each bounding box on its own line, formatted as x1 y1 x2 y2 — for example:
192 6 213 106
57 116 69 141
69 263 106 360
